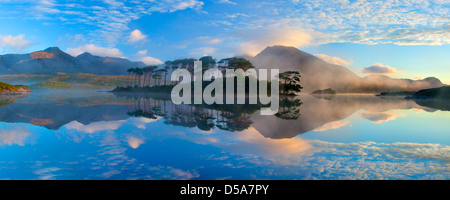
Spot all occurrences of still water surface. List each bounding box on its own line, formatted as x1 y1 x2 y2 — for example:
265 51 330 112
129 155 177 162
0 91 448 180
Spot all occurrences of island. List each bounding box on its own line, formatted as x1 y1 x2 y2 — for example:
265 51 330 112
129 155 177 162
311 88 336 95
376 91 417 97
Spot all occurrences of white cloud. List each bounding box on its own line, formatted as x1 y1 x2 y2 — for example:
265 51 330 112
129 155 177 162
362 63 405 75
0 34 32 50
190 47 217 57
218 0 237 5
16 0 205 46
288 0 450 46
128 29 147 43
0 126 31 146
136 50 148 56
135 50 163 65
141 56 163 65
167 0 204 13
315 54 353 66
194 36 222 45
66 44 125 58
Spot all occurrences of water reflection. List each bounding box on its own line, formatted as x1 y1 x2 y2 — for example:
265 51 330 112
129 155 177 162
0 91 448 180
0 93 29 107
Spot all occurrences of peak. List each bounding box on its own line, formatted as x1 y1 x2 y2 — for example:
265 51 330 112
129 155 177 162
77 52 94 57
423 77 442 84
259 45 301 53
265 45 299 50
255 45 315 59
43 47 62 52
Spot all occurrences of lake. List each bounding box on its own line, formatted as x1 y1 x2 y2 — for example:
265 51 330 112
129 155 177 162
0 90 448 180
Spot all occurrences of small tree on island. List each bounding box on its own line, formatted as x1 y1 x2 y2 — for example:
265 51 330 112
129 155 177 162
279 71 303 95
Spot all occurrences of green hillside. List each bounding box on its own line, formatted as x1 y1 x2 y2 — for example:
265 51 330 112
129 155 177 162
0 82 31 93
31 81 72 89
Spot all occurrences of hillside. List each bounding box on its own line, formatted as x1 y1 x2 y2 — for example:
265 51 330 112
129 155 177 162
0 47 146 75
0 82 31 94
408 86 450 100
31 81 72 89
250 46 445 93
0 73 128 89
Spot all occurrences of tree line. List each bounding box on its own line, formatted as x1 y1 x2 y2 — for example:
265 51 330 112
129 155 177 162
124 56 303 95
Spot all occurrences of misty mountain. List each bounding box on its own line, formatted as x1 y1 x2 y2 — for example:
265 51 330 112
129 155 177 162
0 47 145 75
250 45 445 93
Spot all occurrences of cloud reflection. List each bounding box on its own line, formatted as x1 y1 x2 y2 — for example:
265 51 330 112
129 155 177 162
361 112 405 124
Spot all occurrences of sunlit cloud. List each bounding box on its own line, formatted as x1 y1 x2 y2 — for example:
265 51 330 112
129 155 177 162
66 44 125 58
313 120 351 132
233 26 320 56
0 34 32 50
315 54 353 66
127 136 144 149
360 112 406 124
362 63 405 75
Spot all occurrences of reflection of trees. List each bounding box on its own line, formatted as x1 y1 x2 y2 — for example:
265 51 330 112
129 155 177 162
126 96 159 119
0 93 29 107
275 97 303 120
216 111 252 132
121 94 302 132
121 95 259 132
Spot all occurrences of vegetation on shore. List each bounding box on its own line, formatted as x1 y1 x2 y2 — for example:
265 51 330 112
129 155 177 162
0 81 31 94
115 56 303 96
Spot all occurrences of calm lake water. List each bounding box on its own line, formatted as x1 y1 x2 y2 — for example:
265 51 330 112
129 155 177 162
0 90 448 180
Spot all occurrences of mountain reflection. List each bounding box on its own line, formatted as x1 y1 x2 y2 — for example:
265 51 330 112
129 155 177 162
0 91 449 180
0 91 445 139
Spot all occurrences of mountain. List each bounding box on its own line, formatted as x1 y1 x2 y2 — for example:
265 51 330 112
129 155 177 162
250 45 445 93
0 47 146 75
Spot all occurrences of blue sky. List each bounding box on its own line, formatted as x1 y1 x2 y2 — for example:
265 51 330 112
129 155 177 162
0 0 449 83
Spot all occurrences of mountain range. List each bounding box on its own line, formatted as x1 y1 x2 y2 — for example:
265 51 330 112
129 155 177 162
0 47 145 75
0 46 445 93
250 46 445 93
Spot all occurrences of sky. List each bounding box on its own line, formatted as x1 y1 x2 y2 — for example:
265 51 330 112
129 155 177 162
0 0 449 83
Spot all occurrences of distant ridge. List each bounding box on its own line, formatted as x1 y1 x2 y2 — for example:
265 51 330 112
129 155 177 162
250 45 445 93
0 47 146 75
